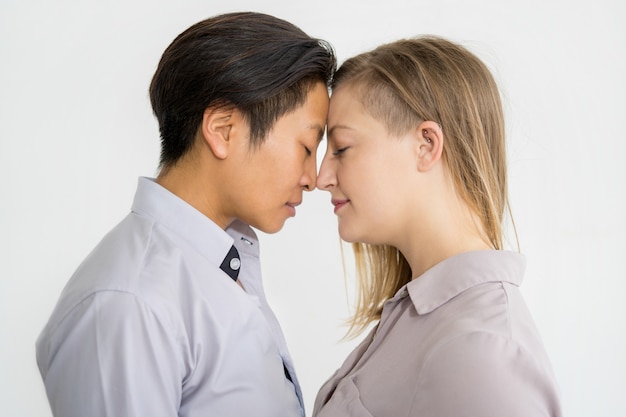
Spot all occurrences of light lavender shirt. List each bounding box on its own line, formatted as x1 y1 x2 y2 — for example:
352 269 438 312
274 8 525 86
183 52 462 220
314 250 561 417
36 177 303 417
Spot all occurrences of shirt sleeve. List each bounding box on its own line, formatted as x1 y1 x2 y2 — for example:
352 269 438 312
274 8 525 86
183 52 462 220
409 331 561 417
39 291 183 417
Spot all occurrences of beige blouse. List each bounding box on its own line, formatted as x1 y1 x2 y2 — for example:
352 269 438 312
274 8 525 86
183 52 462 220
313 250 561 417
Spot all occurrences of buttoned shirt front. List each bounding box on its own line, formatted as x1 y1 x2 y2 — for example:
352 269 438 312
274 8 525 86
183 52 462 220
36 177 303 417
313 250 562 417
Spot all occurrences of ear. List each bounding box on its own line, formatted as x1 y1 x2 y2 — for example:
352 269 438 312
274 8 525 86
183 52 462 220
200 106 238 160
416 120 444 172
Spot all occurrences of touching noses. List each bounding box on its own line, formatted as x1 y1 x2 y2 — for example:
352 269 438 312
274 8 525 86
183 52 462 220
316 153 336 191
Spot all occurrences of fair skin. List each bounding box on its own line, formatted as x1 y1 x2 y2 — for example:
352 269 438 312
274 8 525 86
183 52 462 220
157 81 330 234
317 84 491 278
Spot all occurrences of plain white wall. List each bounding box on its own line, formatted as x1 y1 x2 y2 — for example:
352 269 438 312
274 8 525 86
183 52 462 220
1 0 624 416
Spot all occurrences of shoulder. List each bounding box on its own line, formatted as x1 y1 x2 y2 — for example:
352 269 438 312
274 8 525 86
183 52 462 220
410 331 561 417
35 290 187 415
39 213 191 347
36 289 184 378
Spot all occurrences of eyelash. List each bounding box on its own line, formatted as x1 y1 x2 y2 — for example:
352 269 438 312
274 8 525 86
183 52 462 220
332 147 348 157
305 146 312 156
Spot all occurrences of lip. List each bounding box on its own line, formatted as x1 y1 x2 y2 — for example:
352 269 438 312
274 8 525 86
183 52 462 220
331 198 349 214
285 201 301 217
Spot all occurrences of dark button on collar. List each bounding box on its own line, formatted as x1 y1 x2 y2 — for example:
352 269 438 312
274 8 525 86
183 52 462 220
220 245 240 281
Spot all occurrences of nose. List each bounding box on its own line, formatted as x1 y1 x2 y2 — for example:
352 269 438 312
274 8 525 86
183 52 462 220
301 153 317 191
316 152 336 191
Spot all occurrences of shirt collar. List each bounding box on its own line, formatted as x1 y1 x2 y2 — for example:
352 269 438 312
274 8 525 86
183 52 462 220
227 219 260 259
131 177 235 267
403 250 526 315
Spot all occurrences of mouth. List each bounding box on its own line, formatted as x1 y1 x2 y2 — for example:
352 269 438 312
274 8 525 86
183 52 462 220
285 201 301 217
331 198 349 214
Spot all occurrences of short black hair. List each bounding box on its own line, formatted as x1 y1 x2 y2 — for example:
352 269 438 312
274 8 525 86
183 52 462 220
149 12 336 167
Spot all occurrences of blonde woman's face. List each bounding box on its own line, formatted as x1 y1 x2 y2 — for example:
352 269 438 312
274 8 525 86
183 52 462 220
317 85 418 244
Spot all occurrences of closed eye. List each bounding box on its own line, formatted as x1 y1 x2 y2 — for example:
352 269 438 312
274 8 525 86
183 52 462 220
332 147 349 157
305 146 312 156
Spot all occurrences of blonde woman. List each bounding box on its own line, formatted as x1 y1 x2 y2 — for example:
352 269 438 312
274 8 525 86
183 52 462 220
314 37 561 416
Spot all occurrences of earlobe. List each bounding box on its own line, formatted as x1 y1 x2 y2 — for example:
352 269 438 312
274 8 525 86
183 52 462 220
416 120 444 172
201 107 236 160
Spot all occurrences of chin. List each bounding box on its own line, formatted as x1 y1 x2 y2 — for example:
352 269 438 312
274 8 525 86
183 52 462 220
338 222 381 245
338 223 360 243
251 218 287 234
234 210 287 234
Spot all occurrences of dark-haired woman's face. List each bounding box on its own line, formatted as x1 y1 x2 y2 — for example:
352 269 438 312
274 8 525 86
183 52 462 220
227 82 329 233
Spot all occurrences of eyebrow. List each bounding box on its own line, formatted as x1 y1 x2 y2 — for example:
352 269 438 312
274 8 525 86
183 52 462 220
327 124 353 139
309 124 326 142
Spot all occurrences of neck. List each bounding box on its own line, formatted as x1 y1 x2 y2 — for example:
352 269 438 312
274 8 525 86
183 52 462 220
156 157 232 230
400 229 492 279
397 180 493 279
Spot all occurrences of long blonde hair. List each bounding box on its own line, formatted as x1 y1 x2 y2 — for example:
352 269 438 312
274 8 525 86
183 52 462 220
334 37 512 337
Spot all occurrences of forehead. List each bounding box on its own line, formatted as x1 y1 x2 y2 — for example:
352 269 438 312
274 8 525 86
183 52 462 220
270 82 329 140
327 85 373 134
328 86 364 122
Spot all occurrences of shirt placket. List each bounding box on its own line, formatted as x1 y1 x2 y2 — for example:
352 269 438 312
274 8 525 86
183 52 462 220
354 288 409 368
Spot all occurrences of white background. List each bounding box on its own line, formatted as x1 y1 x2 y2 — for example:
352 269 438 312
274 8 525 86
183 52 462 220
1 0 625 416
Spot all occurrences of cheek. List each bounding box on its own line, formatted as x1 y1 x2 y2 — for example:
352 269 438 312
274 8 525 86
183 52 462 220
251 148 298 184
271 144 303 174
252 152 304 204
350 170 401 220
